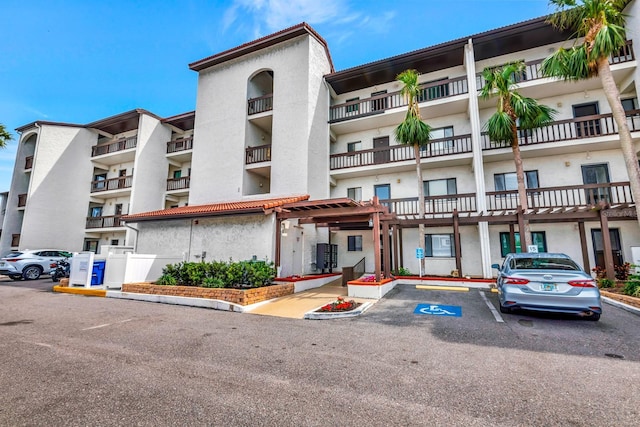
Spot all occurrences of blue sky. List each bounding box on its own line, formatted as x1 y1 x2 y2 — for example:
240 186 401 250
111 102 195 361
0 0 554 190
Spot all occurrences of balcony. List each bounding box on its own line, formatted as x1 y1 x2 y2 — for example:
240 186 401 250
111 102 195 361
476 40 635 90
11 234 20 247
17 193 27 208
24 156 33 170
330 135 472 171
167 176 190 192
167 137 193 153
91 136 137 165
248 94 273 115
246 144 271 165
85 215 123 229
90 175 133 194
482 110 640 151
329 76 469 124
383 182 633 218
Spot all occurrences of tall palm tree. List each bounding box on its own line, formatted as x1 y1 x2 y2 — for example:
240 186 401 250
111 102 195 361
0 123 11 148
480 61 555 250
395 70 432 272
542 0 640 226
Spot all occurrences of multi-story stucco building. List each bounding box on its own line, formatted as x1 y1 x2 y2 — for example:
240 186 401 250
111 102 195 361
4 2 640 281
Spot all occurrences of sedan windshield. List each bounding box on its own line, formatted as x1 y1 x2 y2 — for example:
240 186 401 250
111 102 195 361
512 257 580 271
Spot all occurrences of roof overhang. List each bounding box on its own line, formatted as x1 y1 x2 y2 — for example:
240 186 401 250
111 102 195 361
189 22 334 73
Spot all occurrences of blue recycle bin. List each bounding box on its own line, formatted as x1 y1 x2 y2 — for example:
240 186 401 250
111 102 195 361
91 260 106 286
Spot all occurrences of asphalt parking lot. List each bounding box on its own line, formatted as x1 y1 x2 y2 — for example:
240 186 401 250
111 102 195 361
2 278 640 425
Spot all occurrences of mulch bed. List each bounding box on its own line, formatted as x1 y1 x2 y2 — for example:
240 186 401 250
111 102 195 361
600 286 640 309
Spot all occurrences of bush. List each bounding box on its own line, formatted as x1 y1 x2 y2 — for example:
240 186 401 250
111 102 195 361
598 278 614 289
615 263 632 281
623 279 640 297
394 267 413 276
158 258 276 288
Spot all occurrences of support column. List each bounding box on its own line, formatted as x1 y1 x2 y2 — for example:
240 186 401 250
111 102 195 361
453 210 462 276
599 210 615 281
382 221 391 279
578 221 590 272
392 225 400 274
465 39 492 278
275 217 282 273
373 212 381 282
399 226 404 268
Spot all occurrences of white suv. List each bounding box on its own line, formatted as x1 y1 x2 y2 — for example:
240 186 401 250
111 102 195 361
0 249 71 280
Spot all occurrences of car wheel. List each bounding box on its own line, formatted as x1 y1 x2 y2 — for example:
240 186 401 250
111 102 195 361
587 312 601 321
22 266 42 280
498 302 511 314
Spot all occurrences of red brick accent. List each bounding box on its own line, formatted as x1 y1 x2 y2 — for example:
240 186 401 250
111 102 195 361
121 282 294 305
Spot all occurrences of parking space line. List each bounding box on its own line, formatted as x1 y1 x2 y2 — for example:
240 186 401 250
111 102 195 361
479 290 504 323
416 285 469 292
82 318 133 331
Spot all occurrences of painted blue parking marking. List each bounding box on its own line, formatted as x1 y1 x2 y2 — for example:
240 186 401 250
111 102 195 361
414 304 462 317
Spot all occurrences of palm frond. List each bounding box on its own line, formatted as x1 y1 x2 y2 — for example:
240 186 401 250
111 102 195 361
395 114 432 147
0 124 12 148
484 112 515 146
541 46 593 80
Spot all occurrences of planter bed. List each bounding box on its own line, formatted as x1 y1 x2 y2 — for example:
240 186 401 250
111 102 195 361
600 290 640 310
121 282 294 306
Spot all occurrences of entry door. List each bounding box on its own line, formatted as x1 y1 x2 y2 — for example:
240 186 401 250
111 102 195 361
118 169 127 188
582 163 611 204
592 228 623 268
573 102 601 137
375 184 391 211
114 204 123 227
373 136 390 164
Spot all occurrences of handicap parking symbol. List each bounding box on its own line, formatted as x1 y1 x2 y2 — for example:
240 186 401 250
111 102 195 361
414 304 462 317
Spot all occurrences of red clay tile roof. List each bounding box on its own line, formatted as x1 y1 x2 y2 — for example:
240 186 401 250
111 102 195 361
123 195 310 222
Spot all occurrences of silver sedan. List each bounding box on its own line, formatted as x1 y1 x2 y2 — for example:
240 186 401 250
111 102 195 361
492 253 602 321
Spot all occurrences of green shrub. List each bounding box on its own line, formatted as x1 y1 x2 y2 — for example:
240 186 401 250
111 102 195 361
158 258 276 288
598 278 614 288
202 277 225 288
623 280 640 296
156 274 177 286
394 267 412 276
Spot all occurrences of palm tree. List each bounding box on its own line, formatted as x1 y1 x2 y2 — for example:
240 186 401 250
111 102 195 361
394 69 432 272
0 123 11 148
480 61 555 250
542 0 640 227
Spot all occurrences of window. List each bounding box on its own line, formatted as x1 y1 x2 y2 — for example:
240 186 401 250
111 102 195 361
94 173 107 190
90 206 103 217
348 235 363 251
494 171 539 191
419 78 450 102
425 234 455 257
499 231 547 256
111 239 119 246
173 170 182 179
347 187 362 201
424 178 457 196
371 90 388 112
346 97 359 114
424 126 454 152
573 102 601 136
374 184 391 211
347 141 362 152
622 98 638 112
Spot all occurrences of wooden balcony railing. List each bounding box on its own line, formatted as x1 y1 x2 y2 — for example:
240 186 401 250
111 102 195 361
383 182 633 217
24 156 33 170
85 215 123 229
329 76 468 123
167 137 193 153
330 134 472 170
17 194 27 207
11 234 20 247
482 110 640 150
246 144 272 164
166 176 190 191
91 136 137 157
248 94 273 115
476 40 634 89
90 175 133 193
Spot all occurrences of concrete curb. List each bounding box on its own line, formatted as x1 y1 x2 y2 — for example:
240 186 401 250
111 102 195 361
416 285 470 292
601 296 640 316
303 301 374 320
53 286 106 297
107 291 246 312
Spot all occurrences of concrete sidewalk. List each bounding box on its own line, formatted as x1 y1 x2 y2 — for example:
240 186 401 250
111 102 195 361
245 279 376 319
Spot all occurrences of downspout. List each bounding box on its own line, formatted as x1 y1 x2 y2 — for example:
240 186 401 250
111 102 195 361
123 222 139 253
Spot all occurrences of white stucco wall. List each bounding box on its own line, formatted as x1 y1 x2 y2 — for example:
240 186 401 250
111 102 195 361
191 34 331 205
134 213 276 263
13 125 97 252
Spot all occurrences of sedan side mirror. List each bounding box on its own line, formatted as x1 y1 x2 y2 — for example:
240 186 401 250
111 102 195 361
491 263 500 269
